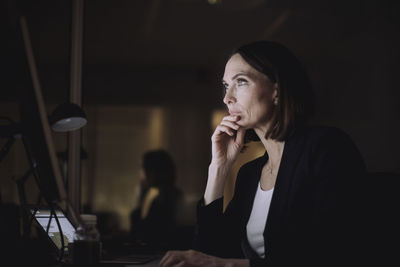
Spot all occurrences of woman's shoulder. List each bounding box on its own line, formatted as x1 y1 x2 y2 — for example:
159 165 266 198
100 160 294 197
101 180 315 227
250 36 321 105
295 124 364 162
294 124 356 146
299 124 349 137
238 125 360 173
238 125 353 167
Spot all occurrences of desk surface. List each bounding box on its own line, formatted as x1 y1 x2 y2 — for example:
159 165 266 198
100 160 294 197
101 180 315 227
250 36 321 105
99 258 160 267
99 254 162 267
58 257 161 267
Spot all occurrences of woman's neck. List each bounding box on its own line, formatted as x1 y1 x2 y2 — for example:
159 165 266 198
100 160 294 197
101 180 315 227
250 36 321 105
254 127 285 164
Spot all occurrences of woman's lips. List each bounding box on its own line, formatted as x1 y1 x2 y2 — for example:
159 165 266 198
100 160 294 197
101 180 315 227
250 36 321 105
229 112 241 122
229 110 240 116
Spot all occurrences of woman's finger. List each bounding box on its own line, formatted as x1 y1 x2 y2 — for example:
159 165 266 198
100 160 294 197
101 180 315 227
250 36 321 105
159 251 191 267
159 253 176 267
220 120 239 130
222 115 240 122
235 127 246 145
159 251 175 267
174 261 186 267
213 124 236 137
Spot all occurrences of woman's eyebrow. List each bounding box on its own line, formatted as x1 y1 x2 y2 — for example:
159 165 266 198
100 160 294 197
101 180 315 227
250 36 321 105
231 72 249 81
222 72 253 84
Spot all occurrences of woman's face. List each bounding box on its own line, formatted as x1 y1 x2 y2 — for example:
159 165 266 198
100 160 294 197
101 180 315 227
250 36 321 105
222 53 278 131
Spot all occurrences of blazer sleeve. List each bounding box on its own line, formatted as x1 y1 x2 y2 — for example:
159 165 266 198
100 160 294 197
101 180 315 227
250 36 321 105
192 197 223 255
305 128 367 265
192 161 258 259
192 197 245 258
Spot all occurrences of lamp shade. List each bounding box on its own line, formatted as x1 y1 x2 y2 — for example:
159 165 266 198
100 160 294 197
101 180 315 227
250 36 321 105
49 102 87 132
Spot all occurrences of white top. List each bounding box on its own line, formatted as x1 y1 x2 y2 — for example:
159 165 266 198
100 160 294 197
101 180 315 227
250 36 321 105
246 182 274 258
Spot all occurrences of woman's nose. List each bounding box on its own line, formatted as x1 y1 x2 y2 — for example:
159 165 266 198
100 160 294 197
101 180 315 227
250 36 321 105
223 86 236 105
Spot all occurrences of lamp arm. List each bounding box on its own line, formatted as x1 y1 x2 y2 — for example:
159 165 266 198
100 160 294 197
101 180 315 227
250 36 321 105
0 137 16 163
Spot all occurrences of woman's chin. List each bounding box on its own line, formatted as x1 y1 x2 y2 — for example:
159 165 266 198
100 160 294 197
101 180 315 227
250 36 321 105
237 122 250 130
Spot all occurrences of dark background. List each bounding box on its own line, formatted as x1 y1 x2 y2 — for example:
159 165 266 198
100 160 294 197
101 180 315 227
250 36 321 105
3 0 399 108
1 0 399 241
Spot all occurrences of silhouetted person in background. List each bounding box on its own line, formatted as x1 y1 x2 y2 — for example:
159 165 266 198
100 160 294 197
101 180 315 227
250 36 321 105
130 149 182 253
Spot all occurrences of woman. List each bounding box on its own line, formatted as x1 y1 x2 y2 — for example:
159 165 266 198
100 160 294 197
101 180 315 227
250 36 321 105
130 149 182 252
160 41 367 266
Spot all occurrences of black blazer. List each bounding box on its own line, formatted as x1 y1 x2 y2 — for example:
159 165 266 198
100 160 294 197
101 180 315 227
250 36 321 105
193 126 368 267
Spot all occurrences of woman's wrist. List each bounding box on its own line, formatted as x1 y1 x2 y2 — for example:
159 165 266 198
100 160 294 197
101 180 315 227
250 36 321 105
209 159 234 174
204 162 232 205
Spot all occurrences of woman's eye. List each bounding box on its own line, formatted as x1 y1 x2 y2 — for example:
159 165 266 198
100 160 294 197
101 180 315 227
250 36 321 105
237 78 248 86
222 82 229 91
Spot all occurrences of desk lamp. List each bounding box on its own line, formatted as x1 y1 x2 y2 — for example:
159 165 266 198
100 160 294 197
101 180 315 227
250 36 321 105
49 102 87 132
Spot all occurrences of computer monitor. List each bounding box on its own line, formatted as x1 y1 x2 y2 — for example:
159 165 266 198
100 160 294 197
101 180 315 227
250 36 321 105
17 16 67 204
29 206 76 253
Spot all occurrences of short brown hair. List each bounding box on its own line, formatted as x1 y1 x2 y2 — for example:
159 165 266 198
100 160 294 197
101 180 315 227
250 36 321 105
231 41 315 142
143 149 176 188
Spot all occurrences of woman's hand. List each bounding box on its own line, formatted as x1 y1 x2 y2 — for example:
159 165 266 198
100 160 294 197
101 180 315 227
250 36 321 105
211 115 246 167
159 250 249 267
204 115 246 205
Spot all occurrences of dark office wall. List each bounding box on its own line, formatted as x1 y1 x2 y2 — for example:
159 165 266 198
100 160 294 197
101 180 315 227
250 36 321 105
306 20 400 173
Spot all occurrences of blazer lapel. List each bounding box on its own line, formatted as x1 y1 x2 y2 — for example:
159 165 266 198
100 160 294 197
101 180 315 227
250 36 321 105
264 129 307 240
